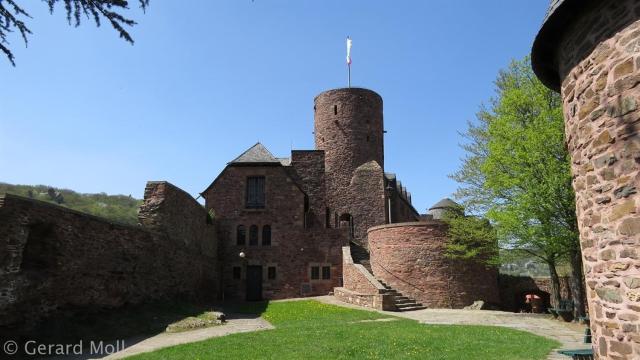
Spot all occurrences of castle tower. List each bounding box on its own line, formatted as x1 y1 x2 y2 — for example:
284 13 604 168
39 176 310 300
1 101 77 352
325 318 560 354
314 88 386 245
532 1 640 358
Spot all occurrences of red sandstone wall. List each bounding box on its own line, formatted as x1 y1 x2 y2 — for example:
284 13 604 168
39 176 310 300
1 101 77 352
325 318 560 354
556 1 640 358
0 190 217 332
139 181 216 257
336 246 395 310
389 191 420 224
368 222 500 309
289 150 326 229
204 164 348 300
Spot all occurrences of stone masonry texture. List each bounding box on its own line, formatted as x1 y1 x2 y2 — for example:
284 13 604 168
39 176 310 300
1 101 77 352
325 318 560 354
0 181 217 336
314 88 388 246
203 164 348 300
555 1 640 358
367 222 499 309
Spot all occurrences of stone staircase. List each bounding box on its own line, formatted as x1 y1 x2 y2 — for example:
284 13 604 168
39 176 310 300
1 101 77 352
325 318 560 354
377 279 427 312
349 241 426 312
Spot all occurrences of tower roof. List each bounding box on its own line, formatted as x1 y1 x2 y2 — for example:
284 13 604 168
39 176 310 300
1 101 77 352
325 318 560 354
229 143 281 165
428 198 459 210
531 0 593 91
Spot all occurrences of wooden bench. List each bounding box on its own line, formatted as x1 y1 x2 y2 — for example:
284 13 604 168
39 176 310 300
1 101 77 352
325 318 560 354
557 348 593 360
548 299 574 322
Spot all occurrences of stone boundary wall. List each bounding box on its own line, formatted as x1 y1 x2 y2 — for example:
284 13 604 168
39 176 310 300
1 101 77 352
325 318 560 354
499 274 572 312
336 246 395 310
0 182 217 333
368 222 500 309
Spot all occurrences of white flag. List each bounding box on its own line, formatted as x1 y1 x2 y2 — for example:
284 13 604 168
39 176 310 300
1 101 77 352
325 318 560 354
346 37 352 65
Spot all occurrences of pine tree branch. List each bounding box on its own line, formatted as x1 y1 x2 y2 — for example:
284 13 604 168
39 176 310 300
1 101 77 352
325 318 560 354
1 0 149 66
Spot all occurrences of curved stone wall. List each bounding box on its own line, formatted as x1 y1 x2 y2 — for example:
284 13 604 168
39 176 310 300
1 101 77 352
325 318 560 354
554 1 640 358
367 222 499 309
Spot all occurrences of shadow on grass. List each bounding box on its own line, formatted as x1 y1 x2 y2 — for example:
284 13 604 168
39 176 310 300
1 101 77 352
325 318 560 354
3 299 266 359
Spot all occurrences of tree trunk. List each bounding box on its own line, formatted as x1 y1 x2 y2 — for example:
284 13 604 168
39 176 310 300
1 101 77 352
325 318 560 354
568 247 586 319
547 260 562 308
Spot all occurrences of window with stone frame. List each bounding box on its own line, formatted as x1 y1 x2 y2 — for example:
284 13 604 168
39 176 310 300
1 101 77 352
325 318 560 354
249 225 259 246
236 225 246 246
322 265 331 280
232 266 241 280
310 263 331 281
245 176 266 209
310 266 320 280
267 266 276 280
262 225 271 246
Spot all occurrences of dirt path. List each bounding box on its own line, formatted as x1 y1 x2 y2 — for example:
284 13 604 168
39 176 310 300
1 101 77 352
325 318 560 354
101 315 273 359
314 296 587 360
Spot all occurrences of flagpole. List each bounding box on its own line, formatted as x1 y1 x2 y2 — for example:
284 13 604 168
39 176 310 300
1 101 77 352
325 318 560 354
346 36 352 88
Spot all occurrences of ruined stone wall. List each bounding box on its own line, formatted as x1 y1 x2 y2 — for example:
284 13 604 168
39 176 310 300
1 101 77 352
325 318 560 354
556 1 640 357
347 161 387 247
314 88 386 246
203 165 348 300
138 181 216 257
368 222 500 309
0 189 217 333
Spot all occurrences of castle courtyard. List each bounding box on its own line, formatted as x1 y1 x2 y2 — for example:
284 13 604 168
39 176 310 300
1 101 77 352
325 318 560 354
2 0 640 359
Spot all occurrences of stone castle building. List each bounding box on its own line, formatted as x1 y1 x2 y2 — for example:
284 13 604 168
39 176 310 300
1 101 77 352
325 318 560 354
201 87 497 308
532 0 640 358
0 87 500 337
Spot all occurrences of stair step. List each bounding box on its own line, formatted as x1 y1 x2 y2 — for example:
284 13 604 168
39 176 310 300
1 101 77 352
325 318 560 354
397 305 426 312
394 299 415 305
396 302 421 308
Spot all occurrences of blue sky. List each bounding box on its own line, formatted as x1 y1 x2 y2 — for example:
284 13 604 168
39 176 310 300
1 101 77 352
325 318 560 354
0 0 548 212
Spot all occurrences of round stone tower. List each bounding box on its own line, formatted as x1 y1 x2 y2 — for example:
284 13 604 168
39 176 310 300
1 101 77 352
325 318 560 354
532 1 640 358
314 88 384 178
314 88 386 244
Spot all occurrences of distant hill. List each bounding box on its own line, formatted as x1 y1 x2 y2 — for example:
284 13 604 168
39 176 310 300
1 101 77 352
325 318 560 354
499 248 570 277
0 182 142 225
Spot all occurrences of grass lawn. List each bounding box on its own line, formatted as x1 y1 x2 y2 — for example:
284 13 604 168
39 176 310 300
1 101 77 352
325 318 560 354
129 300 560 360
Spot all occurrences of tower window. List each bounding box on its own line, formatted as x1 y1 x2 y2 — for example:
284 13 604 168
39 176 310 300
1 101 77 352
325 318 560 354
246 176 265 209
262 225 271 246
236 225 246 246
334 105 338 115
249 225 259 246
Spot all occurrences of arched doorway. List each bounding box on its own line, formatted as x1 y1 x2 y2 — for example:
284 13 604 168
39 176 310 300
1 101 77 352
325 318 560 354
516 290 550 313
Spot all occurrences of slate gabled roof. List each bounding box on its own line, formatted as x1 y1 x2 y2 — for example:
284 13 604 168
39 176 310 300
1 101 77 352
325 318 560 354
229 143 281 165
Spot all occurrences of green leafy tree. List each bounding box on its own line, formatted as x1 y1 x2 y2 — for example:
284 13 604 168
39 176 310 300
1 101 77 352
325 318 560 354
0 182 142 225
0 0 149 65
450 57 584 315
442 205 499 266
